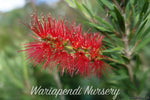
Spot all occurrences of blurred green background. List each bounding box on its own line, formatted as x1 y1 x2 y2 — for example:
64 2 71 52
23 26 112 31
0 0 150 100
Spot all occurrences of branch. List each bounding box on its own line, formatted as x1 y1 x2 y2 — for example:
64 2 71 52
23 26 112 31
53 71 65 100
112 0 124 13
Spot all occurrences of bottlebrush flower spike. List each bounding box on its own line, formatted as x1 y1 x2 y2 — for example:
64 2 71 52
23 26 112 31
20 13 113 77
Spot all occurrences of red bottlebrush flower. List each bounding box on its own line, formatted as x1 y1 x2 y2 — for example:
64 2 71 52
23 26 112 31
74 52 91 76
24 41 53 69
69 24 84 49
81 33 92 49
92 60 111 78
21 13 113 77
52 51 75 75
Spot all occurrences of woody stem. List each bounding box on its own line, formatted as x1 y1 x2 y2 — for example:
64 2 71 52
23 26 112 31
53 71 65 100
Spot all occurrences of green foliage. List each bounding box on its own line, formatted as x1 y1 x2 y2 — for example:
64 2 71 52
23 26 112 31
65 0 150 99
94 15 115 31
97 0 114 10
113 5 125 33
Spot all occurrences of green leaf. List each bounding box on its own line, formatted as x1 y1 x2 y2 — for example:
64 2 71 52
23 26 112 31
85 22 112 32
142 27 150 39
140 0 149 19
65 0 76 8
135 18 148 40
94 15 114 31
103 47 123 53
110 18 119 33
125 2 130 19
74 0 83 11
109 11 117 21
133 14 140 29
97 0 114 10
135 35 150 52
143 10 150 20
74 1 93 20
125 0 134 20
114 5 125 32
97 0 103 7
82 4 93 18
122 55 130 63
134 54 141 74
